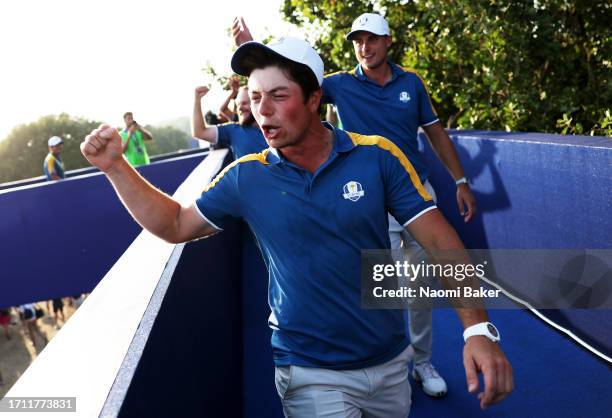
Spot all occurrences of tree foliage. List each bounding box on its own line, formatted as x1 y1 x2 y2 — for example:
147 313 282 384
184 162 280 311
282 0 611 135
0 114 101 184
0 114 191 184
145 125 191 156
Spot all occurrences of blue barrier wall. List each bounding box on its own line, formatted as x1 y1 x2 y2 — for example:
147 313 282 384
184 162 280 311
3 133 610 417
420 131 611 357
0 152 207 308
115 222 244 418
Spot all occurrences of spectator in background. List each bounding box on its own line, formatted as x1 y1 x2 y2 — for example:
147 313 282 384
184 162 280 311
18 304 47 347
46 298 66 330
218 77 241 122
192 84 267 159
43 136 65 180
204 111 222 126
0 308 11 340
120 112 154 166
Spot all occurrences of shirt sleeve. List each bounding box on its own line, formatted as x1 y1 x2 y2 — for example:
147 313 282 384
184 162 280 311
195 163 242 230
321 74 336 105
415 76 439 127
216 123 237 148
381 143 436 226
46 156 56 176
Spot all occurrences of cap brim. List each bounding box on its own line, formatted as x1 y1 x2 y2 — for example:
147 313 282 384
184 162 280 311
345 29 389 40
231 41 288 78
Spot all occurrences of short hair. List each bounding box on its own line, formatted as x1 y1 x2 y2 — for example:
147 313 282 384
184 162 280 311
248 51 320 104
123 112 133 120
205 111 220 125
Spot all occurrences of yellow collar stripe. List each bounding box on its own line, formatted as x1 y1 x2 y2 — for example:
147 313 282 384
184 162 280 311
325 69 357 78
346 132 432 201
203 149 270 193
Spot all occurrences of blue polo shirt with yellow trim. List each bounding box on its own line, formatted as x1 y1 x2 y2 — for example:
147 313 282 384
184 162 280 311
196 124 436 369
43 153 65 180
216 122 268 159
322 62 439 182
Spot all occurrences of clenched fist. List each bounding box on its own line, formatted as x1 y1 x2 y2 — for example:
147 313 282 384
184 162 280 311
195 86 210 100
81 124 124 173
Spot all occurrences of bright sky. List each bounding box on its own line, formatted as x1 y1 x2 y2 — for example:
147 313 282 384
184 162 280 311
0 0 303 139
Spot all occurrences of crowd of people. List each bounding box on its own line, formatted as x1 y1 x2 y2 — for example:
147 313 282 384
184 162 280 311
78 12 513 417
11 11 513 416
0 296 85 388
42 112 154 183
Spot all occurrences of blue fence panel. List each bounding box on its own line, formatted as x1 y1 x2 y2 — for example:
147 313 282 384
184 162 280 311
0 152 207 308
421 131 612 357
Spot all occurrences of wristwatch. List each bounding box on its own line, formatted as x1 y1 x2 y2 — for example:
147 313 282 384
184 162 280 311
455 176 469 186
463 322 500 343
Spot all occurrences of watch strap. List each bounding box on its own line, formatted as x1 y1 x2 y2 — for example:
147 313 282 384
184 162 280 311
463 322 500 343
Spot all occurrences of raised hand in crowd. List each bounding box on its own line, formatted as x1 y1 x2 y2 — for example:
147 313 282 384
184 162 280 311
195 85 210 101
228 77 240 97
232 16 253 46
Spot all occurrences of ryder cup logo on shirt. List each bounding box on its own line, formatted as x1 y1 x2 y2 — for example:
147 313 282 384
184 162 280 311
343 181 365 202
399 91 411 103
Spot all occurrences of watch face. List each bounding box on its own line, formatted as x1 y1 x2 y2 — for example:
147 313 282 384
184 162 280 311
487 323 498 337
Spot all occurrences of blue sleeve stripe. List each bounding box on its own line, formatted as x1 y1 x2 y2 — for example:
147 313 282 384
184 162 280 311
346 132 433 201
202 149 269 193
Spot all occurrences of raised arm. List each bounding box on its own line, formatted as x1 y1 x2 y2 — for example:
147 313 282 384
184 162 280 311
406 210 513 409
422 122 477 222
231 16 254 47
122 125 134 152
218 77 239 122
325 104 339 127
138 124 154 141
192 86 219 143
81 125 217 243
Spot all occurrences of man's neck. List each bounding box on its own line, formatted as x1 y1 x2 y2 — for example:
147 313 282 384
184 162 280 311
361 61 393 86
280 121 334 174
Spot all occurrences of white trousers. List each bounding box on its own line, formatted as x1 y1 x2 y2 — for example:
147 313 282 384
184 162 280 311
275 345 414 418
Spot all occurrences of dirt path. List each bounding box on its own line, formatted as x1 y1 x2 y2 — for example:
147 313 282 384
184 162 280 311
0 299 78 398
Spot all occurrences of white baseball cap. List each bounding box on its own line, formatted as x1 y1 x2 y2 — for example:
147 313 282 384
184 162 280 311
346 13 390 40
231 37 324 86
48 136 63 147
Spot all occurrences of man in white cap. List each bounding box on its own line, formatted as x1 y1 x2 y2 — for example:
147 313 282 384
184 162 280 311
233 13 477 398
44 136 65 180
331 12 469 397
81 36 512 417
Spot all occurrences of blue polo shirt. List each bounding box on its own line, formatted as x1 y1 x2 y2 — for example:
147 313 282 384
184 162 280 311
322 62 439 182
196 124 436 369
216 122 268 159
43 153 65 180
